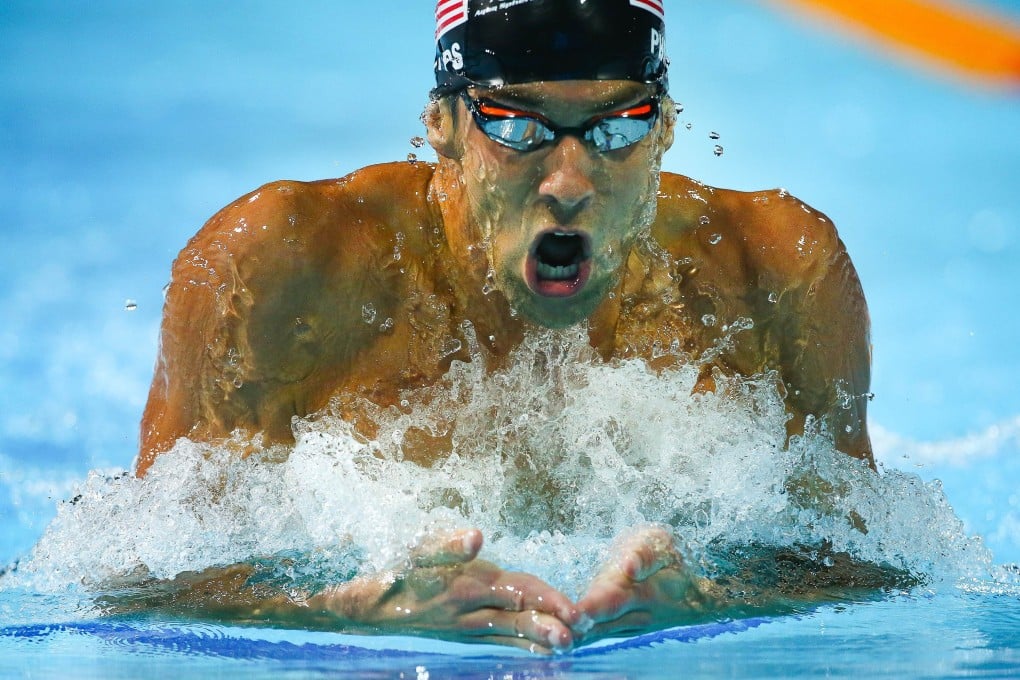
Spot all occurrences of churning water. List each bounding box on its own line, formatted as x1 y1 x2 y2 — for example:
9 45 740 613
4 327 1004 604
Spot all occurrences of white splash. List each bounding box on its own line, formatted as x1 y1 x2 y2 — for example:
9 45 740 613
6 328 994 595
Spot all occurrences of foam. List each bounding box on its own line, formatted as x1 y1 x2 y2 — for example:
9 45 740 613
5 326 995 597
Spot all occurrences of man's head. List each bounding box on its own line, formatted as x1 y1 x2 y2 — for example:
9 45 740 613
427 0 675 329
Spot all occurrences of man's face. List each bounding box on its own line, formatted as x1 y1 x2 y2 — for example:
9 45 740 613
451 80 672 329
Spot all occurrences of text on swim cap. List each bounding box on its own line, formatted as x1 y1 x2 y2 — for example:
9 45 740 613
439 42 464 72
650 27 664 60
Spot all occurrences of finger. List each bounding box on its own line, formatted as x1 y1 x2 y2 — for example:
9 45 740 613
575 570 633 624
461 608 574 653
479 572 580 625
613 525 682 581
409 528 483 568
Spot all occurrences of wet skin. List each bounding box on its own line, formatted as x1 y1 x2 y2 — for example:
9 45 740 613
137 81 873 650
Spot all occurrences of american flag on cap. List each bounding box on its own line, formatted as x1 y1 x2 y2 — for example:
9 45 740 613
629 0 664 21
436 0 469 40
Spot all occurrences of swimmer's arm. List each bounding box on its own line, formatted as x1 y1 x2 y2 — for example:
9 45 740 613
137 181 378 475
96 530 580 654
778 225 873 463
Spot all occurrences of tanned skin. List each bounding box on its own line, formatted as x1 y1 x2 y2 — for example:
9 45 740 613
136 81 872 652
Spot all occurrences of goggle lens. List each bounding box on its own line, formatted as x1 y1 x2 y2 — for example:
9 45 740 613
465 95 659 153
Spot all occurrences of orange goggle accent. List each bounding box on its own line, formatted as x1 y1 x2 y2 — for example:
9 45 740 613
464 95 660 152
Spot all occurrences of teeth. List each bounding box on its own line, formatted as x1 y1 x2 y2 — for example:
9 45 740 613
536 262 579 280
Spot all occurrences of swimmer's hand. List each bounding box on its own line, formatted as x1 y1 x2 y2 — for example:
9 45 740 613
308 529 580 654
574 525 719 642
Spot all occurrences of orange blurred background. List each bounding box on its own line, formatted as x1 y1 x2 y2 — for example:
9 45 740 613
769 0 1020 88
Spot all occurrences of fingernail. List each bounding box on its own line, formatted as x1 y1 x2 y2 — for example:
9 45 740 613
547 627 569 651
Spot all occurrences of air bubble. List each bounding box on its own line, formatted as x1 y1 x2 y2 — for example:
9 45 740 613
701 314 717 327
708 233 722 245
124 300 137 311
407 153 418 164
410 136 426 148
768 292 778 304
379 318 395 333
709 131 720 140
699 216 711 226
713 145 724 157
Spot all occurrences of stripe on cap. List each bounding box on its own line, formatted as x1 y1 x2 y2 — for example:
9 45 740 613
629 0 664 20
436 0 469 40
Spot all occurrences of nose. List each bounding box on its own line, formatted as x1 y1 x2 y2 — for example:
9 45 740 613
537 137 596 224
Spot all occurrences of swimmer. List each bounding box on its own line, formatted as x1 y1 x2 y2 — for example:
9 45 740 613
134 0 874 653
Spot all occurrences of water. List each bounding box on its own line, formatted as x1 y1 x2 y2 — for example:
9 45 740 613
2 1 1020 677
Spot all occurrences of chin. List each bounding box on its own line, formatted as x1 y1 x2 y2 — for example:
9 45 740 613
505 276 611 330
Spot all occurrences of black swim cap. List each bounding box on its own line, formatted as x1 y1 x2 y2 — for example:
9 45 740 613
433 0 668 95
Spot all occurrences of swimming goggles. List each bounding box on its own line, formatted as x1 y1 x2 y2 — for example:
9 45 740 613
461 93 660 153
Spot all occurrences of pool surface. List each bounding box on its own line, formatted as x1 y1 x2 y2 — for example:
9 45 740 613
2 1 1019 677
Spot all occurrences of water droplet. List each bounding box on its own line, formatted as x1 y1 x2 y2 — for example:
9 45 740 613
685 122 693 130
481 269 497 295
124 299 138 311
361 303 377 324
709 131 720 140
768 291 778 304
379 317 395 333
713 145 724 157
708 233 722 245
407 153 418 164
701 314 717 327
232 377 244 389
676 103 685 113
699 215 711 226
440 338 463 358
410 136 425 148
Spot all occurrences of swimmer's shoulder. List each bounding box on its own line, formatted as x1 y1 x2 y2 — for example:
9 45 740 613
172 162 439 291
654 171 846 290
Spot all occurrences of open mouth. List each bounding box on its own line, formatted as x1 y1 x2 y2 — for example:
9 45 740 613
526 231 592 297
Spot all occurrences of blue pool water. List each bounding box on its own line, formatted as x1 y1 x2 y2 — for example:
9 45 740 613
2 1 1019 677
